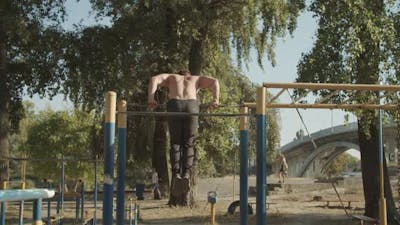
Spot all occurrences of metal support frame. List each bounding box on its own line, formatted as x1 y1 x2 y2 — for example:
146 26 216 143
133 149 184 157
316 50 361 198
248 82 400 225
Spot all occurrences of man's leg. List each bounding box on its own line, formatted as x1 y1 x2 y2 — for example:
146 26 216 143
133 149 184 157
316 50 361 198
167 100 189 201
167 100 184 177
182 100 199 179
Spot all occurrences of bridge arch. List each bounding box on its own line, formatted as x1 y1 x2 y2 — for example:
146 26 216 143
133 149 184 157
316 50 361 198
299 141 359 177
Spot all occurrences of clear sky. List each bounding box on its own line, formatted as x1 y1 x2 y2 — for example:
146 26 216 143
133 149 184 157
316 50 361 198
27 0 358 148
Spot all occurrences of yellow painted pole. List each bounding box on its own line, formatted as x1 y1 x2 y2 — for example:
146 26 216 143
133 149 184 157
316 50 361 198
239 106 249 225
103 91 117 225
210 203 215 225
255 87 267 225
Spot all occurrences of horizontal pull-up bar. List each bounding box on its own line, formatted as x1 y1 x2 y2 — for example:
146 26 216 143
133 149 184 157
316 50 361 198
124 111 251 117
263 82 400 91
1 156 101 162
0 189 55 202
267 103 398 110
242 102 398 110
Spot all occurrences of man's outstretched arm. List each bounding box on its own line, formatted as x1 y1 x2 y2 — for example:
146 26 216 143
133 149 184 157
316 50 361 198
147 73 170 109
198 76 220 109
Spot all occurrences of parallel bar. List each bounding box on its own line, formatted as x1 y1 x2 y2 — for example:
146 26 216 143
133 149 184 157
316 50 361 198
125 111 251 117
263 82 400 91
239 107 249 225
256 87 267 225
265 103 399 110
117 100 127 225
103 91 116 225
0 189 55 202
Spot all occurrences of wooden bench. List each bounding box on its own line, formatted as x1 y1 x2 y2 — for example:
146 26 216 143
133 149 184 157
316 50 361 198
351 214 379 225
324 199 359 208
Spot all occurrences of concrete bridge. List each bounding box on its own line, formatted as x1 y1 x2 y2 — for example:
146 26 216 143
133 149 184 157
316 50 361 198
280 122 398 177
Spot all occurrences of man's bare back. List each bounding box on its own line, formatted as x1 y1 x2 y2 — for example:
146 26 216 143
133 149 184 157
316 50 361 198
163 74 200 100
148 72 219 109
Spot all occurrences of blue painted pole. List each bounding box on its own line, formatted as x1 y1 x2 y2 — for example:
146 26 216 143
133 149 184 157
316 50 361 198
239 106 249 225
117 100 127 225
47 181 51 225
94 155 98 225
134 203 138 225
56 196 60 215
60 156 65 225
378 91 387 225
1 182 6 225
80 182 84 222
103 91 117 225
32 198 42 225
128 200 132 225
75 196 80 224
0 202 4 225
18 182 25 225
256 87 267 225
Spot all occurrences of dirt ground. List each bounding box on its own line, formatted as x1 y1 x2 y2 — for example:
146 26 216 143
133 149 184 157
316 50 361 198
134 175 367 225
5 175 398 225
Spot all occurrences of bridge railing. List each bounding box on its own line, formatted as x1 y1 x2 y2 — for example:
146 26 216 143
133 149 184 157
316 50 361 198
0 189 55 225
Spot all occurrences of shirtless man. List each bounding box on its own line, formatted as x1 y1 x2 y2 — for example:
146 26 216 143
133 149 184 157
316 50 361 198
148 70 219 183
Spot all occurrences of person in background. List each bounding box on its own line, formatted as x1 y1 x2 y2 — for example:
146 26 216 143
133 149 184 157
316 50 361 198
277 153 288 183
151 168 161 200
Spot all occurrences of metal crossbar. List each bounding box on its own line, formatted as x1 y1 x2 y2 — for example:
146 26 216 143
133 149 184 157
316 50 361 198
124 111 252 117
263 82 400 91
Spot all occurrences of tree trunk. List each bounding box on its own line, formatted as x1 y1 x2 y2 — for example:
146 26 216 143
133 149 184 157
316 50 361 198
0 1 9 185
355 1 400 223
152 116 169 198
358 112 400 224
188 38 203 75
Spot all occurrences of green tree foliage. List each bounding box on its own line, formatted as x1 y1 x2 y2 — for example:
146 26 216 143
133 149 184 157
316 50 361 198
0 0 68 183
64 0 306 108
8 102 35 181
24 109 101 187
325 153 359 177
61 0 297 205
63 0 299 169
296 1 400 222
